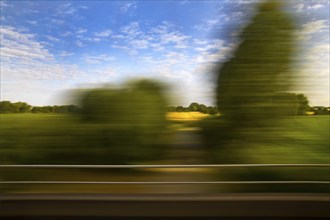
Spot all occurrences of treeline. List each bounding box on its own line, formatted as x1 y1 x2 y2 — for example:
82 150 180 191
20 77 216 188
309 106 330 115
0 101 81 114
168 102 219 114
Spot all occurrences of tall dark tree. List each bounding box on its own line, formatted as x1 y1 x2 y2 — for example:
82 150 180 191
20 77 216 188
200 1 297 163
216 0 295 127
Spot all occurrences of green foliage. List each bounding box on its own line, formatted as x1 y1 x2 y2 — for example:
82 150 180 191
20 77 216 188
31 105 81 113
216 0 295 127
78 79 169 164
170 102 218 114
188 102 199 111
201 1 299 164
0 101 31 113
176 106 184 112
1 79 170 165
0 100 80 114
310 106 330 115
272 93 309 116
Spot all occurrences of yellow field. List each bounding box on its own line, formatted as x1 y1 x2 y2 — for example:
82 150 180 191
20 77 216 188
166 112 210 121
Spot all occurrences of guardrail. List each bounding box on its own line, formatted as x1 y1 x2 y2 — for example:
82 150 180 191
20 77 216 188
1 164 329 185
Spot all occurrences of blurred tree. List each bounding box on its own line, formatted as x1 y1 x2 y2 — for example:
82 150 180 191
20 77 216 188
188 102 200 111
198 104 208 114
272 93 309 116
296 93 309 115
0 101 13 113
79 79 169 164
0 101 31 113
176 106 184 112
201 0 296 163
216 0 295 127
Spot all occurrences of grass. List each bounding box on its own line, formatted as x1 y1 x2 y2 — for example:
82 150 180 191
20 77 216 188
0 113 329 193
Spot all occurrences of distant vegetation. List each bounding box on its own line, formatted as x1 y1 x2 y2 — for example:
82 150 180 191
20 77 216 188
167 102 219 114
0 101 81 114
1 98 328 115
0 79 171 165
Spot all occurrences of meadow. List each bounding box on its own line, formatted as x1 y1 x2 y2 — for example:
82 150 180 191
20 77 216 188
0 113 329 193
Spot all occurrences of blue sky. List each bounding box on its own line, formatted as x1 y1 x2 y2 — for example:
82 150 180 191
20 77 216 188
1 0 329 106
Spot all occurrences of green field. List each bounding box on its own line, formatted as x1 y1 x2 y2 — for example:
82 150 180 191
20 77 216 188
1 113 329 164
0 113 329 193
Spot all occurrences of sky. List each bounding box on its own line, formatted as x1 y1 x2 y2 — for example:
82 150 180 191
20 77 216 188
0 0 329 106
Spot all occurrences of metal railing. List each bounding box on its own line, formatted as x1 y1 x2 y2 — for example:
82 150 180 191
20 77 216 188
1 164 329 185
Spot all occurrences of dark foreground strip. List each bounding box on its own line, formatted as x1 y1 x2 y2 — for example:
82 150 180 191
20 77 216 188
1 193 329 219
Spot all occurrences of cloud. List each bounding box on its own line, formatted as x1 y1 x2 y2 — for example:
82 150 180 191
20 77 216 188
59 51 74 57
120 22 141 38
0 26 85 81
45 35 60 42
94 29 112 37
82 54 115 64
307 4 324 10
50 19 65 25
195 39 224 52
1 61 82 80
76 28 87 34
299 20 328 38
120 1 137 15
112 21 192 54
294 3 305 12
0 26 53 61
0 1 12 8
53 2 85 20
76 40 85 47
194 18 221 32
27 20 38 25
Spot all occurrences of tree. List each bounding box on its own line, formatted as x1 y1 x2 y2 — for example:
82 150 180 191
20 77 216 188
272 93 309 116
176 106 184 112
296 93 309 115
198 104 208 114
188 102 200 111
0 101 12 113
0 101 31 113
200 0 296 163
216 0 295 127
79 79 169 164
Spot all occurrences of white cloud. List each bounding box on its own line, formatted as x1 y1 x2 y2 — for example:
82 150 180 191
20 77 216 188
130 39 149 49
195 39 224 52
61 31 73 37
120 22 141 37
0 26 53 61
193 39 208 45
27 20 38 25
294 3 305 12
94 29 112 37
298 20 329 40
76 28 87 34
194 18 222 32
0 26 88 82
120 1 137 15
45 35 60 42
82 54 115 64
0 1 12 8
50 19 65 25
58 2 77 15
307 4 324 10
59 51 74 57
1 61 82 80
76 40 85 47
84 37 101 42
